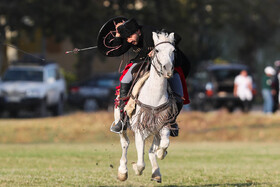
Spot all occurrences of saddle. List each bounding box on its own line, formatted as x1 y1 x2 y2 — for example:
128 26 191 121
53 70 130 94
124 71 150 118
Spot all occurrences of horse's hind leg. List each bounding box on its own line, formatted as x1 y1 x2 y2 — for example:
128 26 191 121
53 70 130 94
149 135 162 183
117 131 129 181
132 131 145 175
156 126 170 160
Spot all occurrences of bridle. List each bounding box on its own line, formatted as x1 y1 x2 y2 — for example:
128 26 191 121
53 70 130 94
151 41 175 77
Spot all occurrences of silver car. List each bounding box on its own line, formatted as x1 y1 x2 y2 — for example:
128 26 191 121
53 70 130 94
0 62 67 117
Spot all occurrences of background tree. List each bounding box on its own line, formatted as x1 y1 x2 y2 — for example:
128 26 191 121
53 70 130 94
1 0 280 80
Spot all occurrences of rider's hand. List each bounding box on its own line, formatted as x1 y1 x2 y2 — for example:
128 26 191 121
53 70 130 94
114 21 125 37
148 50 154 57
73 48 79 54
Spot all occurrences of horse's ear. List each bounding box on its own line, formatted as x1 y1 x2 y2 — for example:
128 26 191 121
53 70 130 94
152 32 159 44
168 32 175 44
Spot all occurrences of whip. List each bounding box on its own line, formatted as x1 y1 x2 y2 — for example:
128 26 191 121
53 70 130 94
1 42 46 61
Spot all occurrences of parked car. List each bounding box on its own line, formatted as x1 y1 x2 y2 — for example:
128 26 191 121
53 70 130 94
68 72 120 112
0 61 67 117
189 64 256 112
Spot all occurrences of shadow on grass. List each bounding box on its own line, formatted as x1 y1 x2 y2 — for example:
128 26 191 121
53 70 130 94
164 182 271 187
89 182 273 187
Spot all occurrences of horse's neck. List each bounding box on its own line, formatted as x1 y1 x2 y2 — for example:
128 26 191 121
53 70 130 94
137 63 168 107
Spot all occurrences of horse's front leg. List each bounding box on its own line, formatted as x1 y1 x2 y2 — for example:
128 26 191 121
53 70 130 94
132 131 145 175
149 135 162 183
117 131 130 181
156 126 170 160
149 126 169 183
114 105 130 181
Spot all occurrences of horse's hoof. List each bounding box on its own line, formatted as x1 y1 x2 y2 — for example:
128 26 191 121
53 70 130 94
151 175 162 183
117 172 128 181
131 162 145 176
156 148 168 160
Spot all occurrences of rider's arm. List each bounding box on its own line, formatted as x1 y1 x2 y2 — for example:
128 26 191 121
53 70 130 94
130 46 151 63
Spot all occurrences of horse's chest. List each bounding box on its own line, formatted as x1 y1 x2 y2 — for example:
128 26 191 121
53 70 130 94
138 84 168 107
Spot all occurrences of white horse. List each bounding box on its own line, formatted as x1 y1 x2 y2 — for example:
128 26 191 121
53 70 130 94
114 31 177 183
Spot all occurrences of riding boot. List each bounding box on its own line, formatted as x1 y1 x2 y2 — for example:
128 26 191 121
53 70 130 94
110 82 131 133
170 101 183 137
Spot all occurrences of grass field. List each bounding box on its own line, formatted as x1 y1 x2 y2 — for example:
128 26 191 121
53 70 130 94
1 110 280 143
0 111 280 186
0 143 279 186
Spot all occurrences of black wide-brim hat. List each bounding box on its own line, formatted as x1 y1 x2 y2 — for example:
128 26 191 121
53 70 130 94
97 16 129 57
117 18 140 39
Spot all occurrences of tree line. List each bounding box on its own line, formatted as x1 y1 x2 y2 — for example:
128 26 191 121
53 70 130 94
1 0 280 79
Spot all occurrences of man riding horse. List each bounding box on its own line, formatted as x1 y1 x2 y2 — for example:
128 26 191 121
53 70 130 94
98 17 191 136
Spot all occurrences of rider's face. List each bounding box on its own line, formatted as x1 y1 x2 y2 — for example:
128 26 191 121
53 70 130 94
126 30 140 45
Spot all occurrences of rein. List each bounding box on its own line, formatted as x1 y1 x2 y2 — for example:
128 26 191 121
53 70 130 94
151 41 174 77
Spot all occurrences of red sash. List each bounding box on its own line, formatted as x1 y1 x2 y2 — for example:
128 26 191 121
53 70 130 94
174 67 190 105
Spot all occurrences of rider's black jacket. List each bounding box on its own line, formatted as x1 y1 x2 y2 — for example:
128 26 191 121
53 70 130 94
113 25 191 77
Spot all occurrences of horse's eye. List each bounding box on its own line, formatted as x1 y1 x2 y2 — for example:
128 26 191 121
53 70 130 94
155 49 159 53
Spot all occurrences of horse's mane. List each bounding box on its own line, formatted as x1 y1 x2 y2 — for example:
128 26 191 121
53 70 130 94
156 31 175 44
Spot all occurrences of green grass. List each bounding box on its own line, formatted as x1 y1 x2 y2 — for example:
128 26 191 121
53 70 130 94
0 142 279 186
0 111 280 186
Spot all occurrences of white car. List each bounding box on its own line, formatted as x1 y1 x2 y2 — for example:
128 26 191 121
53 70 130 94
0 62 67 117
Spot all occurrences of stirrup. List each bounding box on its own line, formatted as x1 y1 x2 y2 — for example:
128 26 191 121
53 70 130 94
110 120 126 134
170 123 179 137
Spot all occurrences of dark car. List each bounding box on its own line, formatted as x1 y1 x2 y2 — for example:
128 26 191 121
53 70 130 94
68 72 120 112
189 64 256 112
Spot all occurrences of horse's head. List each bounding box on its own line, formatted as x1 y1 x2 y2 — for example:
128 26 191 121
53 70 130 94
152 32 175 78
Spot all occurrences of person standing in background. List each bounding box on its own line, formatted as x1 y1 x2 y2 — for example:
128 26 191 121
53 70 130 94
234 70 253 112
271 60 280 112
262 66 276 114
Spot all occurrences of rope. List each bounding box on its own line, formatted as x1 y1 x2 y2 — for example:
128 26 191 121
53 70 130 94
103 31 123 56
